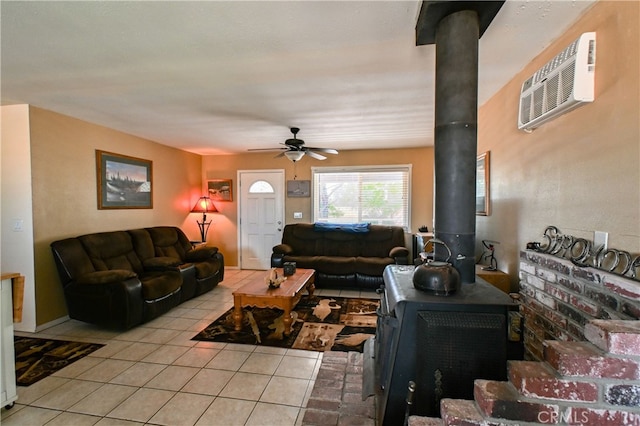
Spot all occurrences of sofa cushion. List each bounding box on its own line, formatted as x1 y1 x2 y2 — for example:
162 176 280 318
192 260 219 279
146 226 192 260
323 232 362 257
289 225 325 255
354 257 395 276
139 271 182 300
79 231 144 274
309 256 357 275
51 238 97 286
360 226 403 257
128 228 156 260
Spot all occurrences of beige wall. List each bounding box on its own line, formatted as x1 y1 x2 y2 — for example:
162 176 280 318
28 107 203 326
477 0 639 288
1 105 37 331
202 147 434 267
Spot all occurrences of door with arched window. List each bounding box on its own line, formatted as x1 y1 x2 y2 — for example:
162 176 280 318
238 170 285 269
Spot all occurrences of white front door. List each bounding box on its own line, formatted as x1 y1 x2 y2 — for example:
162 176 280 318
238 170 285 270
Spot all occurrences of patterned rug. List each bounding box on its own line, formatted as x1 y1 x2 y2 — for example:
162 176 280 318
192 296 378 353
14 336 104 386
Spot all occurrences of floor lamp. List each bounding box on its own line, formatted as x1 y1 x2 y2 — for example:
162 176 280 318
191 196 218 242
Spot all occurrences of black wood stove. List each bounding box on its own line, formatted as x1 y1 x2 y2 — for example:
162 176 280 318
368 265 513 425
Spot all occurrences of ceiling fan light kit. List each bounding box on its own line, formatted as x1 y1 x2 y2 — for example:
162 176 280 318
248 127 338 162
284 151 305 162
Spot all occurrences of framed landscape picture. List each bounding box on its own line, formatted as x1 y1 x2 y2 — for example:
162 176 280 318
96 150 153 209
208 179 233 201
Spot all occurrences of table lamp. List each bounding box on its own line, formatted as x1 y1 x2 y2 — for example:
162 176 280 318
191 196 217 242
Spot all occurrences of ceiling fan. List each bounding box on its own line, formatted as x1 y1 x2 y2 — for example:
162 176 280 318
249 127 338 162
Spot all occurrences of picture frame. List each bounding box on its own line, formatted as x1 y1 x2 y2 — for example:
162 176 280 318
476 151 490 216
287 180 310 198
208 179 233 201
96 150 153 209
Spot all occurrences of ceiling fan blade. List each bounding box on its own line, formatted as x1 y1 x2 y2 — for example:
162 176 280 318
305 150 327 160
306 147 338 155
248 147 287 152
274 152 286 158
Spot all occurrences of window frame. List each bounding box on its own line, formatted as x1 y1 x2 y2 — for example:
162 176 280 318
311 164 412 231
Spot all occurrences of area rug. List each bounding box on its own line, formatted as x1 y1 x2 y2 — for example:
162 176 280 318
14 336 104 386
192 296 378 353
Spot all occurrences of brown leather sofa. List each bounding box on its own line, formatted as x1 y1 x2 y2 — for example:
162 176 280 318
271 223 409 290
50 226 224 329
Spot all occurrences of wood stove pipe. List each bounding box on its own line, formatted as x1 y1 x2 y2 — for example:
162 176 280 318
416 1 504 284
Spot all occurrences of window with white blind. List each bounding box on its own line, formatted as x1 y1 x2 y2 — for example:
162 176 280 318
312 165 411 231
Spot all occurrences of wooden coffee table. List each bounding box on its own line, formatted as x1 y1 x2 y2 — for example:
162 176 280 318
232 268 315 336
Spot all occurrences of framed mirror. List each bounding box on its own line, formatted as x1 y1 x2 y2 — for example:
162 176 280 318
476 151 490 216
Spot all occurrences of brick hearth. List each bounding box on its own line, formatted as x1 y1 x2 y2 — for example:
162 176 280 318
302 351 375 426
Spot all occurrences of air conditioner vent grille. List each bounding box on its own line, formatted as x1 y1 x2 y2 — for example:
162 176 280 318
518 32 595 131
560 64 576 103
547 74 560 110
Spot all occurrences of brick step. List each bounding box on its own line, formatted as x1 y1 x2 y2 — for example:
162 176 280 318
439 399 485 425
585 320 640 356
544 340 640 379
508 360 598 402
474 379 560 423
407 415 444 426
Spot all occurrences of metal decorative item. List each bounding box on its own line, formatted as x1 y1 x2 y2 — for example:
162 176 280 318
529 226 640 280
477 240 499 271
96 150 152 209
265 268 286 288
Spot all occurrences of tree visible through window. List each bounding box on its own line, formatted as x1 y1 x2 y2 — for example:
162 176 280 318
312 166 411 230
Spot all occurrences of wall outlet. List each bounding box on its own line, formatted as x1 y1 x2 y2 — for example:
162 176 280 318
293 212 303 219
594 231 608 249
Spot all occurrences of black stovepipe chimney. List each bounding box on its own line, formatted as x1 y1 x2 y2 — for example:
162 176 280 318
416 1 504 284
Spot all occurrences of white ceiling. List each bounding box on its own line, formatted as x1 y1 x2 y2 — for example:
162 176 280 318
1 1 595 155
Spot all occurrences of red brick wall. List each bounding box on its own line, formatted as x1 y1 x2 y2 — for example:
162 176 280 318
519 250 640 361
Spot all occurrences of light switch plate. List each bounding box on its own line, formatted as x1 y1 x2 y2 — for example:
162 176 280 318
13 219 24 232
294 212 303 219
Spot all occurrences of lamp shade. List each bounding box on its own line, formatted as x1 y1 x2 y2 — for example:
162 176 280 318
191 196 218 213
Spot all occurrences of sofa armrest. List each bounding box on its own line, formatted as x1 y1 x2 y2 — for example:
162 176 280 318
389 246 410 265
185 246 219 262
65 273 144 329
273 244 293 255
271 244 293 268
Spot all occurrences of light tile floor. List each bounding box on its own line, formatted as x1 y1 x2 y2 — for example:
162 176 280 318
1 269 378 426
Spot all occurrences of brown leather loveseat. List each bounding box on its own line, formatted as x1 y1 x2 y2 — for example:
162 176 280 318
271 223 409 290
51 226 224 329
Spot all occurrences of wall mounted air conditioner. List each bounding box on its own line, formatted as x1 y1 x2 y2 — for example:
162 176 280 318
518 32 596 131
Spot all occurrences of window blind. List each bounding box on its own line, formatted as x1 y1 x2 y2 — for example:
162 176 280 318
312 165 411 230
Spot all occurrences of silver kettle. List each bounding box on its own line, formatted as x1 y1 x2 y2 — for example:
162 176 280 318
413 238 461 295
